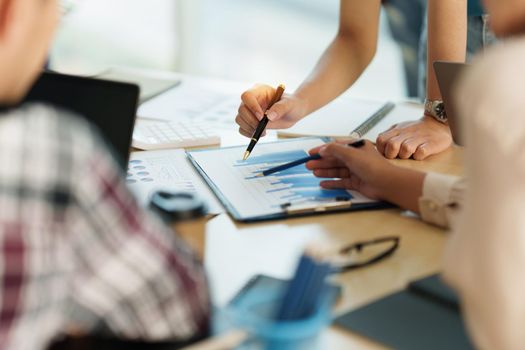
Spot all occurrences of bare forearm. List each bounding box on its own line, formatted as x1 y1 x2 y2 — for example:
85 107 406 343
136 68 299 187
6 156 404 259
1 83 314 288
427 0 467 99
379 166 426 214
295 34 377 115
294 0 381 117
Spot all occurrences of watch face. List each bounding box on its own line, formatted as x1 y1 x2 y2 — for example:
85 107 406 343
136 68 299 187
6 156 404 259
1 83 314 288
425 100 447 122
435 103 445 116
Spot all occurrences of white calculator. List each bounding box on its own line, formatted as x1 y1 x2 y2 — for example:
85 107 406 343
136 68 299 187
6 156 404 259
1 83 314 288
132 121 221 150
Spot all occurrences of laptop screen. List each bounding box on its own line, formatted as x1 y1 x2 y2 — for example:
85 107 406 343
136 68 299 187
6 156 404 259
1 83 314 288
22 71 140 170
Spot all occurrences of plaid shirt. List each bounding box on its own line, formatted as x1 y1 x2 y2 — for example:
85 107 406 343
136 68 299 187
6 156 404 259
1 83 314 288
0 104 209 350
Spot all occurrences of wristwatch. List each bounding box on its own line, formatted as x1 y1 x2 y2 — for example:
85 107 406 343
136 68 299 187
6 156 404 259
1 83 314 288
424 99 448 123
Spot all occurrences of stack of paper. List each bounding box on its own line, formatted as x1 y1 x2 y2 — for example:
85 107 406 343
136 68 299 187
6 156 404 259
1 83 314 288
126 149 223 214
277 98 423 142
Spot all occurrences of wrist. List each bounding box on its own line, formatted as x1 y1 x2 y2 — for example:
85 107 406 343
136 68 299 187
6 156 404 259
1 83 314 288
379 165 426 213
422 114 449 126
424 99 448 123
291 92 311 119
374 163 402 201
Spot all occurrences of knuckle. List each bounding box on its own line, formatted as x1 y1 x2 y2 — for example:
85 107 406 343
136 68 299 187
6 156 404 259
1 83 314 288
387 139 401 150
377 134 390 145
240 91 251 101
399 149 412 159
415 147 428 159
385 145 397 158
400 142 413 153
237 103 245 114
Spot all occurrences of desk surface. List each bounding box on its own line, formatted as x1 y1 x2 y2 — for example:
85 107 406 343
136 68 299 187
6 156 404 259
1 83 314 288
205 133 463 349
128 70 464 349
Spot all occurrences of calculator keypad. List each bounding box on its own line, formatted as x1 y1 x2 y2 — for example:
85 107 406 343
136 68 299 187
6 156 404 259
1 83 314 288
133 121 221 150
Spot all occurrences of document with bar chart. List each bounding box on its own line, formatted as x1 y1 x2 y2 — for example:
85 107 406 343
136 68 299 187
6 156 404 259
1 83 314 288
188 138 384 222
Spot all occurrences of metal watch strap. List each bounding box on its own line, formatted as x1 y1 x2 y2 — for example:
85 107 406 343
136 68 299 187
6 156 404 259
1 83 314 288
424 99 448 123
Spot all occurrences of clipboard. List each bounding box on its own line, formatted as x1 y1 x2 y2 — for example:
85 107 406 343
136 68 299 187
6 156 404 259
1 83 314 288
187 138 392 222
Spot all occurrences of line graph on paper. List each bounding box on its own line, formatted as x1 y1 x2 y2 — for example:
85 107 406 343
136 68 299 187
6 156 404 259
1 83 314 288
188 138 374 220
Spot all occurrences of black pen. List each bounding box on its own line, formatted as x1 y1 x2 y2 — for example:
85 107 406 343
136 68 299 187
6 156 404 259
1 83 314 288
243 84 286 161
259 139 366 177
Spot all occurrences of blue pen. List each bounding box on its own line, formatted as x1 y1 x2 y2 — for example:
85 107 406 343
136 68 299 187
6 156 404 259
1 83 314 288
276 254 316 321
276 253 332 321
259 139 365 177
295 259 331 319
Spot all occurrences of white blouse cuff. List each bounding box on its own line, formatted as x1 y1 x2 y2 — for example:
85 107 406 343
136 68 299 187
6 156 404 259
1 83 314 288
419 172 461 228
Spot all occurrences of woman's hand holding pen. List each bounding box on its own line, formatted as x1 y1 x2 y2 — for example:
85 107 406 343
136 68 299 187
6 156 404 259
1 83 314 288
236 84 308 138
307 140 426 213
306 141 392 200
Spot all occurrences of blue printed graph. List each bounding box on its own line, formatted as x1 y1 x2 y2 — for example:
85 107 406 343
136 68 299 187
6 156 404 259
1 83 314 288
235 150 353 203
234 150 308 168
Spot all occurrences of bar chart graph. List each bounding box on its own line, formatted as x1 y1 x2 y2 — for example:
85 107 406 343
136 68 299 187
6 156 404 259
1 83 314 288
234 150 353 205
189 138 375 220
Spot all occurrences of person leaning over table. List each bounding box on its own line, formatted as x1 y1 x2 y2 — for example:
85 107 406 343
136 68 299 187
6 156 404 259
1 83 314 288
0 0 209 349
236 0 493 161
308 0 525 346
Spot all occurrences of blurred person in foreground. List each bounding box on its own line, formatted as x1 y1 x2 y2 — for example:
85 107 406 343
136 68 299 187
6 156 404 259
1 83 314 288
307 0 525 347
0 0 209 349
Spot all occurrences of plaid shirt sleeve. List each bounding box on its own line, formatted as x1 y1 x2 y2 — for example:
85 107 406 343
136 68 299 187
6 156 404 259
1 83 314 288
0 104 209 350
68 116 210 340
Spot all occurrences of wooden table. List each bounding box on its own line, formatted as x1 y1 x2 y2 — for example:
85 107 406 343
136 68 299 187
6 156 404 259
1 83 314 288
200 132 464 348
124 69 464 348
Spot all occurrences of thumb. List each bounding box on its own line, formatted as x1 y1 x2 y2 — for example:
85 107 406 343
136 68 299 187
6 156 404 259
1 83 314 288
266 99 292 121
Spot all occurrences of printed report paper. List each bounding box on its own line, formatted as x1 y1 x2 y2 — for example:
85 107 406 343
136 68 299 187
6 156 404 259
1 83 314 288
188 138 376 220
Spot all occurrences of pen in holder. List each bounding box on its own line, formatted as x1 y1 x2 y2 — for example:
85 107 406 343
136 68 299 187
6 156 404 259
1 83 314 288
229 249 336 350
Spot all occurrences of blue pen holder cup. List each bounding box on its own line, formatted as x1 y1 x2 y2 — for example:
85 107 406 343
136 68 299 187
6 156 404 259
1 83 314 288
230 292 334 350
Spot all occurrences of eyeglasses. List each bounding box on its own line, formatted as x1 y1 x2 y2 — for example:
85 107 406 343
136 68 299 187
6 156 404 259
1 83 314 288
331 236 400 273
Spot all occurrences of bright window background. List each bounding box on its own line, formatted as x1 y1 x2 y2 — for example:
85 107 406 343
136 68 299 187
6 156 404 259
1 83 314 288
51 0 407 99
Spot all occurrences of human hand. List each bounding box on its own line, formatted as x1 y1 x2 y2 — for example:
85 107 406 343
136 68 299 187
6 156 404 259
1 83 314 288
376 115 453 160
306 141 395 200
235 84 308 138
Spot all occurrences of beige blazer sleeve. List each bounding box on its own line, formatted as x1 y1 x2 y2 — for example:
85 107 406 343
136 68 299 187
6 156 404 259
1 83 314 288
419 173 465 229
443 38 525 350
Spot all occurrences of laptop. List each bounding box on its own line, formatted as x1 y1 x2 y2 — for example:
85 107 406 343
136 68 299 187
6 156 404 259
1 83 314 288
21 71 140 170
433 61 468 146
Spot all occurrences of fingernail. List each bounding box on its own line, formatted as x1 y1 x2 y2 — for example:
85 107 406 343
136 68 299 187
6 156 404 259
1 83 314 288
256 112 264 120
266 111 278 120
